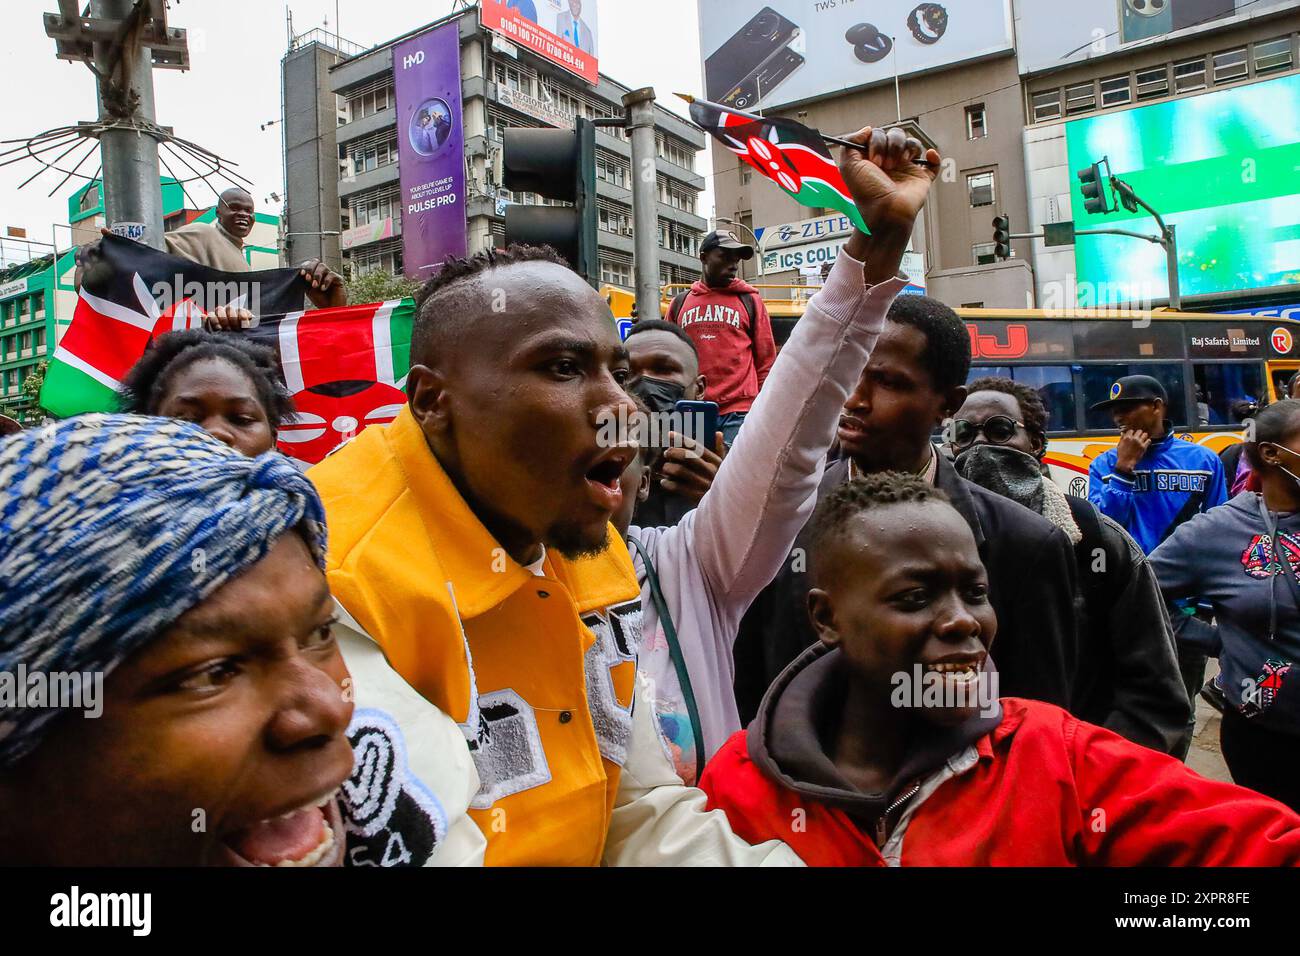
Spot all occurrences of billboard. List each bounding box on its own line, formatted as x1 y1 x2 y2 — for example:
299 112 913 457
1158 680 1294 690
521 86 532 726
1064 72 1300 304
1017 0 1300 75
394 24 468 280
697 0 1012 112
481 0 600 84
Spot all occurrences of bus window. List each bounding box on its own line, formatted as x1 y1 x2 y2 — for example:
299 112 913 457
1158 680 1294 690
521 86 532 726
968 367 1012 382
1010 366 1076 433
968 366 1077 432
1273 367 1300 401
1082 364 1188 430
1192 363 1265 427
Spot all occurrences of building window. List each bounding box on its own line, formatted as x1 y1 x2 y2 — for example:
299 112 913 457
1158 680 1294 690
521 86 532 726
598 204 632 235
350 135 398 177
1064 82 1096 115
1031 89 1061 122
739 168 751 186
1135 65 1169 100
349 186 400 230
1212 47 1248 84
656 135 696 172
973 243 997 265
965 104 987 139
596 154 629 188
78 184 100 214
345 83 393 122
967 171 995 208
1099 75 1131 108
1173 56 1207 93
1254 36 1293 75
600 257 632 288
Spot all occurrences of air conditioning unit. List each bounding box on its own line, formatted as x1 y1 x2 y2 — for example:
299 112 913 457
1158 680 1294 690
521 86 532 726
970 184 994 207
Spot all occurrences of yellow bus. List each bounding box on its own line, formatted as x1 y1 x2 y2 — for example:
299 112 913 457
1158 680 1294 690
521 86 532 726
642 286 1300 494
959 307 1300 495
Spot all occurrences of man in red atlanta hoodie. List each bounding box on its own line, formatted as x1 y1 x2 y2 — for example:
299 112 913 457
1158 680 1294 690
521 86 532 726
667 231 776 447
700 471 1300 866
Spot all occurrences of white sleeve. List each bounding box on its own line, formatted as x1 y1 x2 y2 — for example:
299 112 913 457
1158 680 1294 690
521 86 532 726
689 252 907 619
333 602 486 867
602 671 805 866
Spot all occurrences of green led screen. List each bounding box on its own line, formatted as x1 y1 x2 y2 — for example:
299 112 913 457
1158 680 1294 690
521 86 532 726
1064 72 1300 305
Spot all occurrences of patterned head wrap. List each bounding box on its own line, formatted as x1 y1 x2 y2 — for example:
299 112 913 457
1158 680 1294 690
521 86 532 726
0 414 328 767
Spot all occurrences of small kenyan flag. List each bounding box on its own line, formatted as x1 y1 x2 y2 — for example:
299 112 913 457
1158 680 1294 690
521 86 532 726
689 99 868 235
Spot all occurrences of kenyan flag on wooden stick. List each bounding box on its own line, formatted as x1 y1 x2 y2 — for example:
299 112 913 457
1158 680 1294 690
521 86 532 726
689 98 869 235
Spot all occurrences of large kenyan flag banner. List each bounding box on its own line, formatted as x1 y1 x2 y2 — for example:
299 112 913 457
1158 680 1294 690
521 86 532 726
689 99 869 235
41 235 414 466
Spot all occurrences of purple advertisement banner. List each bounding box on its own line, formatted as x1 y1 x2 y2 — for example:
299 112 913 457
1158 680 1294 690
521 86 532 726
394 23 467 279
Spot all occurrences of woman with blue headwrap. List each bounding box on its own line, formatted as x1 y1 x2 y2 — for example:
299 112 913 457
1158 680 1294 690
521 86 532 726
0 415 484 866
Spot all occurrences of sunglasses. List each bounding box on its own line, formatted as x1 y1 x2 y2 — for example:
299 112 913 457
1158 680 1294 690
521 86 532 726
951 416 1027 448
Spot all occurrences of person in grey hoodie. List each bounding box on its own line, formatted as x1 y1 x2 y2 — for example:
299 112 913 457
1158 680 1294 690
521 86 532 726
609 125 940 784
1151 399 1300 812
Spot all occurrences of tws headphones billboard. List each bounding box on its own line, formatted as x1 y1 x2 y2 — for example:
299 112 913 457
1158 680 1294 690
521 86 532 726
1065 72 1300 303
697 1 1013 112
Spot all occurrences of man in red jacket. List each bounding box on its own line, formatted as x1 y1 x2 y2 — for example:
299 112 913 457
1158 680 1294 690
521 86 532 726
667 230 776 447
700 470 1300 866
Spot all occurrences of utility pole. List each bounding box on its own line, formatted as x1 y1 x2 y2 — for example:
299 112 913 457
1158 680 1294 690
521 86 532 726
622 87 661 323
44 0 190 250
95 0 164 248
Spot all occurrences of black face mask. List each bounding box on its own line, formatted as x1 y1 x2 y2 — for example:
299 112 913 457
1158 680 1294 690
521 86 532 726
628 376 686 416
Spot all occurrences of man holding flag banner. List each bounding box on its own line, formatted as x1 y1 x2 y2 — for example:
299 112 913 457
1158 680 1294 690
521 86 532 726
41 235 413 467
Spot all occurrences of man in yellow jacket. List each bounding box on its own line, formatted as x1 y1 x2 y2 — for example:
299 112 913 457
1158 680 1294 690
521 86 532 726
310 241 799 866
311 124 931 865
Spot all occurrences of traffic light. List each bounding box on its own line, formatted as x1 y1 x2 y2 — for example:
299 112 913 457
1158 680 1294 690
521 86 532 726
502 117 600 287
1112 177 1141 214
992 215 1012 260
1076 160 1115 215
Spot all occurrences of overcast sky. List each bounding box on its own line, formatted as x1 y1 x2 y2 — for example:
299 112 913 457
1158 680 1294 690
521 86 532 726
0 0 710 258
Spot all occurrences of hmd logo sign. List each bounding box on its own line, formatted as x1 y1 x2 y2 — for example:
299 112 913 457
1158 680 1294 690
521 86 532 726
402 50 425 70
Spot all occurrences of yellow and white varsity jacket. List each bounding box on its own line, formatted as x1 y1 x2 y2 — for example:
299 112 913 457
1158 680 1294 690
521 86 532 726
311 406 800 867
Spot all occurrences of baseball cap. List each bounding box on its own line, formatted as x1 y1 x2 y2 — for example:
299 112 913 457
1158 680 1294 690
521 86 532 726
700 230 754 260
1090 374 1168 412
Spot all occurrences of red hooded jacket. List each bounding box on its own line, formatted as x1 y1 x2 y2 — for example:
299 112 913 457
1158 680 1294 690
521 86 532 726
670 279 776 416
702 697 1300 866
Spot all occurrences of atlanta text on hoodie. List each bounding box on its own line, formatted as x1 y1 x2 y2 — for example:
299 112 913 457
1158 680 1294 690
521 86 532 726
670 279 776 416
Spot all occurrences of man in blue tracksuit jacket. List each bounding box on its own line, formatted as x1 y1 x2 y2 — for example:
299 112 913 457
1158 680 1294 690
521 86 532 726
1088 374 1228 553
1088 374 1228 757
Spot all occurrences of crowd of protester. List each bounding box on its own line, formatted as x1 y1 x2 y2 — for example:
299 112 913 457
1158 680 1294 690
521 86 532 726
4 125 1300 867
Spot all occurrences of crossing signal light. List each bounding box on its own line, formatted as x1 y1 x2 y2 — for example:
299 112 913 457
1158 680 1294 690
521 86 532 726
1112 177 1141 214
992 215 1012 260
1076 160 1115 216
502 117 600 287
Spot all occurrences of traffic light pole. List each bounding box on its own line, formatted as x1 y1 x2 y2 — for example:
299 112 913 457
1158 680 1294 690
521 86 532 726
1007 222 1181 310
622 88 661 323
1114 182 1181 310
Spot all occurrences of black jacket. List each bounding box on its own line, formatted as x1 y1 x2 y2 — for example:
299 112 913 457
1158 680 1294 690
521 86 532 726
733 454 1081 724
1063 495 1191 754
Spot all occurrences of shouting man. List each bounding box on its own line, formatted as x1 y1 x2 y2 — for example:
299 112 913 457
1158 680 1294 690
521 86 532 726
310 243 798 866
